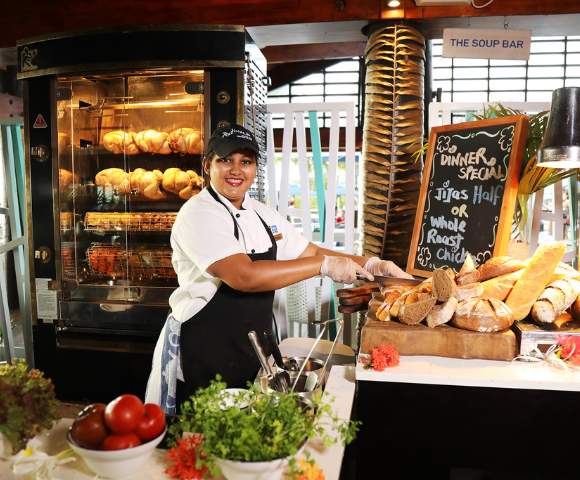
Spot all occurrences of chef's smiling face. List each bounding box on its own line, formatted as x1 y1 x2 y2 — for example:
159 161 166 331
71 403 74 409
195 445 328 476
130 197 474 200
205 149 257 209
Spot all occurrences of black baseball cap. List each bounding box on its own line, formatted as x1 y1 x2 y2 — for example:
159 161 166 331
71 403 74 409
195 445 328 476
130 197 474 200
207 124 260 158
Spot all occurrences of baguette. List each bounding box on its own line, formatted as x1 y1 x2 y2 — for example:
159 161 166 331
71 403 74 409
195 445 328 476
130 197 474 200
506 243 567 321
481 270 522 301
376 289 404 321
481 263 577 301
478 256 526 282
452 298 513 333
426 297 458 328
531 278 580 324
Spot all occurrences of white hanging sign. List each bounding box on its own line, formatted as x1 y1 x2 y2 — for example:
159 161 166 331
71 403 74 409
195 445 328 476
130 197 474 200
443 28 531 61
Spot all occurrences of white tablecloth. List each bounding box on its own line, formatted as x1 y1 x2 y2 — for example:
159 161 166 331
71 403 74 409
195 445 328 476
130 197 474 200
0 365 356 480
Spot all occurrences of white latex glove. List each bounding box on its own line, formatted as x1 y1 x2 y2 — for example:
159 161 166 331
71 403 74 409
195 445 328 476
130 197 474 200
363 256 414 279
320 256 374 283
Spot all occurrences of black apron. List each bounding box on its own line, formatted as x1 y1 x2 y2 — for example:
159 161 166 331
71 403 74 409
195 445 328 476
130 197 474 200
176 186 277 404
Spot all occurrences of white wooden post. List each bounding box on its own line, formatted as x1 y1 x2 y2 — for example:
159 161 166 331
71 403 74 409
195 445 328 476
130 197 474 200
266 102 357 341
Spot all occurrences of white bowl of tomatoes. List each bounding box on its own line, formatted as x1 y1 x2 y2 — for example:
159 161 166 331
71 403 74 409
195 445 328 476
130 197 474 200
67 394 166 479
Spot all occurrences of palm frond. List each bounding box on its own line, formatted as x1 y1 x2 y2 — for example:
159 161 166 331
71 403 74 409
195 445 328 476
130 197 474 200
362 25 425 264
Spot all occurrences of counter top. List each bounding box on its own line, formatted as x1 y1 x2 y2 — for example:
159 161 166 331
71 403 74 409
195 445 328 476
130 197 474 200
356 354 580 391
0 365 356 480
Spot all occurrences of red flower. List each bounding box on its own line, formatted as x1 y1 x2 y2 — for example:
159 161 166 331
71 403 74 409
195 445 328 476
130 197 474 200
165 434 207 480
368 343 400 371
559 337 580 365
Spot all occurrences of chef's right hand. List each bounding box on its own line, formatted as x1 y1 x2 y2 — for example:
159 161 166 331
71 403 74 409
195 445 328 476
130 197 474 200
320 256 374 284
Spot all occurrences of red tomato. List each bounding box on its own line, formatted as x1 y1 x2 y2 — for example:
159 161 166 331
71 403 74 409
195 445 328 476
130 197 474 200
135 403 165 441
70 403 108 449
101 433 141 450
104 394 145 434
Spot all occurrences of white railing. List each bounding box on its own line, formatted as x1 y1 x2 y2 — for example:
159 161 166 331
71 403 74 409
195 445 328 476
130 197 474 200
266 102 357 342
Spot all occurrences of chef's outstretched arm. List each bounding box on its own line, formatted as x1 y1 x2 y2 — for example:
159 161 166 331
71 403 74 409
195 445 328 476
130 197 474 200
207 242 410 293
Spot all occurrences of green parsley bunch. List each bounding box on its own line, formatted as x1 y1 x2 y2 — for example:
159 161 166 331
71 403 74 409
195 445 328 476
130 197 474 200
0 360 60 452
168 377 359 476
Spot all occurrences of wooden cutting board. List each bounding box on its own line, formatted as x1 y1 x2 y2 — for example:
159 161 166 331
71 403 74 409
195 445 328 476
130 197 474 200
360 318 517 361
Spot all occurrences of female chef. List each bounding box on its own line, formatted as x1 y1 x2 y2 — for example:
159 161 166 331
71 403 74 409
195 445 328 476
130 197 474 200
146 124 411 414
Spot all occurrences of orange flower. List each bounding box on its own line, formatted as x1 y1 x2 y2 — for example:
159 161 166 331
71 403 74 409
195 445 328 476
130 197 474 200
165 434 207 480
365 343 400 371
296 458 325 480
559 337 580 365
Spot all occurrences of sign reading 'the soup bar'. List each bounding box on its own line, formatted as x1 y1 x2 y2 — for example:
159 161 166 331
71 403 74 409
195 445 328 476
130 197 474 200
443 28 531 61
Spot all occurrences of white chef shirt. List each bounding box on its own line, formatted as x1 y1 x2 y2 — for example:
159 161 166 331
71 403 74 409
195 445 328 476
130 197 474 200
168 185 310 323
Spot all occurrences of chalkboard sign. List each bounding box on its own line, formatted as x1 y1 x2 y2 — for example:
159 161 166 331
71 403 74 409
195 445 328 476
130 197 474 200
407 115 528 277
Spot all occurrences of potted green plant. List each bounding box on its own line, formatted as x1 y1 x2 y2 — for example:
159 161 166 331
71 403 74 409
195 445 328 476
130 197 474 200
166 378 359 480
0 360 60 457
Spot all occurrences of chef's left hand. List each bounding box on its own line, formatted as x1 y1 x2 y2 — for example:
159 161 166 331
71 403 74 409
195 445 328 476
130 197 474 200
363 256 414 279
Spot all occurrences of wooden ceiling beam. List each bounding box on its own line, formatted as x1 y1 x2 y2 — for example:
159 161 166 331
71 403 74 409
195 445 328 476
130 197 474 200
273 126 363 152
4 1 580 49
0 0 380 48
264 41 366 65
399 0 580 20
269 59 340 90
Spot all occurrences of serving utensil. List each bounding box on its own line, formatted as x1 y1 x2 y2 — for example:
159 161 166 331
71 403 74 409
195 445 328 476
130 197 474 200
248 330 289 393
264 329 286 370
263 330 292 391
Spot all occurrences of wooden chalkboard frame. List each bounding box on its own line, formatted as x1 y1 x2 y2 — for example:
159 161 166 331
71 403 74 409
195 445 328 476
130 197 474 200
407 115 529 277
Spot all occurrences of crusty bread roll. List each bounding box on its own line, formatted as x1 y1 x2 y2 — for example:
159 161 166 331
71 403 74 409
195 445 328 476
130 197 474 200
531 278 580 324
452 298 513 333
506 242 566 321
135 129 172 154
427 297 458 328
95 168 131 194
478 256 526 282
103 131 139 155
168 128 202 154
454 282 484 302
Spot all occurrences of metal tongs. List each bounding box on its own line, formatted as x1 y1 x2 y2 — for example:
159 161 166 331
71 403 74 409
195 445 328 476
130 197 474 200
289 317 344 393
248 330 290 393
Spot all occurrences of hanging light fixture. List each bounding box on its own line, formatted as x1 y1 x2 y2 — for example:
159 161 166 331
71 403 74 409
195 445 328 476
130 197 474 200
537 86 580 268
387 0 401 7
